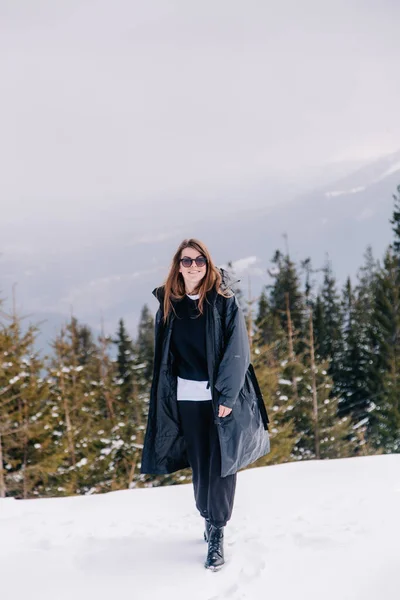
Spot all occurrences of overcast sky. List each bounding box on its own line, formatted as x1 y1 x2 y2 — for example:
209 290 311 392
1 0 400 222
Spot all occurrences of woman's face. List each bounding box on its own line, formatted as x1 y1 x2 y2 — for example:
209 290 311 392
179 247 207 291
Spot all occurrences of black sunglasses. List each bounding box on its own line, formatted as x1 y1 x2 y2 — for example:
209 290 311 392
180 255 207 268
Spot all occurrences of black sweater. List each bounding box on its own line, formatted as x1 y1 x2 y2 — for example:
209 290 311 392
170 295 209 381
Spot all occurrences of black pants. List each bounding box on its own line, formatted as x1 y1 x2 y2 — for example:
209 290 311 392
177 400 237 528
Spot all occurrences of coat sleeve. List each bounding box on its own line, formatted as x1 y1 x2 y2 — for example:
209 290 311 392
214 295 250 409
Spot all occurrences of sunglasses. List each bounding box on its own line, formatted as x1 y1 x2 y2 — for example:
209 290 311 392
180 256 207 268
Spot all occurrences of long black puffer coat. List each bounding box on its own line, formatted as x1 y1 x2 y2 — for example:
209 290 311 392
140 270 270 478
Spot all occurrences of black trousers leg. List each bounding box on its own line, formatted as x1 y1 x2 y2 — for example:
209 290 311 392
177 400 237 528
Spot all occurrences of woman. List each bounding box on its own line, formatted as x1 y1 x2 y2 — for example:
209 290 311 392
141 238 270 571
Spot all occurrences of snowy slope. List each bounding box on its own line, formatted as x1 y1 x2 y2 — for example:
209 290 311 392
1 454 399 600
324 149 400 194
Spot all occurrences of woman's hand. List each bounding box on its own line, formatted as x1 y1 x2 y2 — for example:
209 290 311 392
218 404 233 418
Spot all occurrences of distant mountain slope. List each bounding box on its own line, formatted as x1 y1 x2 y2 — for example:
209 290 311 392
1 151 399 352
193 149 400 289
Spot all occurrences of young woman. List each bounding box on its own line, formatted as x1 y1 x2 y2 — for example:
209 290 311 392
141 238 270 571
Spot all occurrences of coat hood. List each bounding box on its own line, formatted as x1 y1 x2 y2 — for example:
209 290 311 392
152 266 240 304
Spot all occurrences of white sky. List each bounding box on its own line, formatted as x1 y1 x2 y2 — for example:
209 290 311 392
1 0 400 221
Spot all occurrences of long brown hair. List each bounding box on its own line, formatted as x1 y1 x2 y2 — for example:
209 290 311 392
157 238 232 323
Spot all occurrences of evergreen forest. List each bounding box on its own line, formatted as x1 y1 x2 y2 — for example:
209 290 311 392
1 185 400 499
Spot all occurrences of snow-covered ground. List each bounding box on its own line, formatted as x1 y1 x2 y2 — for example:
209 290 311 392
1 455 399 600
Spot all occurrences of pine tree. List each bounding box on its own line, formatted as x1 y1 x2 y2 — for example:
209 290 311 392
369 248 400 451
314 260 344 391
133 306 154 438
254 289 269 346
312 295 325 353
267 295 312 461
114 318 136 404
273 354 309 460
45 317 105 495
377 356 400 452
311 359 360 459
84 324 145 493
337 266 376 425
271 302 359 462
254 288 285 361
389 184 400 256
310 306 362 458
135 305 154 384
267 250 304 346
338 277 363 416
0 295 52 498
252 292 296 466
365 188 400 451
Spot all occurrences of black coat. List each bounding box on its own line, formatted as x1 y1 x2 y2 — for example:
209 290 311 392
140 275 270 478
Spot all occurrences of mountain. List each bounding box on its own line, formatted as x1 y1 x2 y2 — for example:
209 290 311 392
1 151 399 352
179 149 400 301
1 454 398 600
214 148 400 282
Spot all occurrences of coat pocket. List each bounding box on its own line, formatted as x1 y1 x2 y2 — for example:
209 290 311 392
239 370 257 411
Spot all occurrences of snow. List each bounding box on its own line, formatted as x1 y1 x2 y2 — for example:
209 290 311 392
356 208 376 221
354 417 369 430
230 256 258 272
0 455 399 600
220 256 264 277
374 161 400 182
325 186 366 198
324 158 400 200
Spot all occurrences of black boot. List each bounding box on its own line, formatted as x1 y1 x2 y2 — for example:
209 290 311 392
204 518 212 542
204 525 225 571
